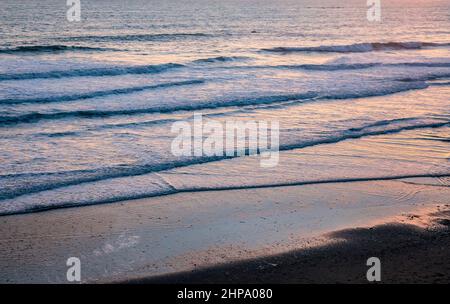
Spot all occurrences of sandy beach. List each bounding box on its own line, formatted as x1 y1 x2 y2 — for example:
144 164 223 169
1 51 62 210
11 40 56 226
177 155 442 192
131 204 450 284
1 176 449 283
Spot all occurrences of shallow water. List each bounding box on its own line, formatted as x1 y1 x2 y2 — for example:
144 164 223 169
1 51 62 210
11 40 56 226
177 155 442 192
0 0 449 214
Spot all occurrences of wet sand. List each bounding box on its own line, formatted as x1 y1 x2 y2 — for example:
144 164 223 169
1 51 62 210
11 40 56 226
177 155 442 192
0 178 449 283
129 206 450 284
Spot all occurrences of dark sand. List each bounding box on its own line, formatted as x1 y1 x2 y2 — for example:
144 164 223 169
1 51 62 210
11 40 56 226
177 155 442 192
128 206 450 284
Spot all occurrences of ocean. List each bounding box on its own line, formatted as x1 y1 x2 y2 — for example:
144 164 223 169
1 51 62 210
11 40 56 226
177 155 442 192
0 0 449 215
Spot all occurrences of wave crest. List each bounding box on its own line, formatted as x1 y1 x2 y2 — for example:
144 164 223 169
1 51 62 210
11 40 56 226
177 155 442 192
262 41 450 53
0 45 115 54
0 63 184 81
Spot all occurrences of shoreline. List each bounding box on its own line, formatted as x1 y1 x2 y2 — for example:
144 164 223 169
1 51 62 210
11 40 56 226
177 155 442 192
2 173 450 217
1 178 449 283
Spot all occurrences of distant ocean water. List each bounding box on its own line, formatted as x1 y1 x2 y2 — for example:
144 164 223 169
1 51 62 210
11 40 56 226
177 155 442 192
0 0 449 215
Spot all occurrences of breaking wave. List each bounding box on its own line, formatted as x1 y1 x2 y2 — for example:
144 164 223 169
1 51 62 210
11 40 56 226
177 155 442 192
0 81 429 126
0 118 448 215
0 63 184 81
0 45 116 54
262 41 450 53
